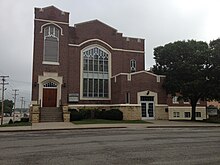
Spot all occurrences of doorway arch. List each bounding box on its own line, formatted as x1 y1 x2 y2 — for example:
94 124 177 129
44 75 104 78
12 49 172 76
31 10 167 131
38 72 63 107
42 81 58 107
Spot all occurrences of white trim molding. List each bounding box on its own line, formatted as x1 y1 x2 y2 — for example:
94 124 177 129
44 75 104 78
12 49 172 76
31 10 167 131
40 22 64 35
42 61 60 65
137 90 158 105
112 71 165 82
68 104 141 108
69 39 145 54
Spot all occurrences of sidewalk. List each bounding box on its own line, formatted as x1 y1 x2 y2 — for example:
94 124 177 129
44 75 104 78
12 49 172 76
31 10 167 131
0 120 219 132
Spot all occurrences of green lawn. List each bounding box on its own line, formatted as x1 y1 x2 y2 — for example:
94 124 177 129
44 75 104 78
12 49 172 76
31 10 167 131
204 120 220 124
0 122 32 127
72 119 150 124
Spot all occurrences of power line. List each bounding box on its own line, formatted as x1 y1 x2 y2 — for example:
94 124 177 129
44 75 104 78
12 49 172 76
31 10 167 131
0 76 9 125
0 72 31 106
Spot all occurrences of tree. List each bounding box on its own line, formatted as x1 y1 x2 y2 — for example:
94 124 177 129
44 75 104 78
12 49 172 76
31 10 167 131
153 40 213 121
208 39 220 100
0 99 14 115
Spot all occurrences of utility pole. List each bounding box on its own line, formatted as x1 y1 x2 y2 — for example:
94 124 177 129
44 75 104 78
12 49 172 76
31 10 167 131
12 89 19 121
0 76 9 125
20 97 24 119
23 100 25 109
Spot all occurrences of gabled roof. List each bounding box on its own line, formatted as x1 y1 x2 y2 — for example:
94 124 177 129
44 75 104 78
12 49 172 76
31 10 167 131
75 19 117 32
40 5 69 13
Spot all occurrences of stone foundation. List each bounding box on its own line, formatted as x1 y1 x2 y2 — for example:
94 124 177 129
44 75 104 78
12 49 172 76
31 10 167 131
62 105 70 122
117 106 141 120
30 104 40 123
155 105 169 120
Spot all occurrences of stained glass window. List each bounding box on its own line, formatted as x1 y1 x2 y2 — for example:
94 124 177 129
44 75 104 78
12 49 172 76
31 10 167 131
82 46 109 98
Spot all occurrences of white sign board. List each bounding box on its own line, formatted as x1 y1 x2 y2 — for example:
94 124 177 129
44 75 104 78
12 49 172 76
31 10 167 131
68 93 79 102
207 108 218 116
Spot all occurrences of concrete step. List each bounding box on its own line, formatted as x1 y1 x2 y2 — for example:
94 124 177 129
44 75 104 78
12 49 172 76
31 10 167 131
40 107 63 122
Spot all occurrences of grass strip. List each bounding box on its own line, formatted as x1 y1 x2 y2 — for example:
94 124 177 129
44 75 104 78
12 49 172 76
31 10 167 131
73 119 150 124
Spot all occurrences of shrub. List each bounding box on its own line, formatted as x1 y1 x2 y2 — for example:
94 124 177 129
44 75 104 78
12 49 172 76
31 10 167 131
69 108 123 121
69 109 83 121
20 118 29 122
78 109 101 119
102 109 123 120
79 109 91 119
94 109 103 119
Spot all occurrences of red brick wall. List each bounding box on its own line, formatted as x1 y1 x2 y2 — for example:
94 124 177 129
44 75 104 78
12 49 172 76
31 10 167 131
69 20 144 51
35 6 69 23
32 6 145 105
32 6 70 104
111 72 167 104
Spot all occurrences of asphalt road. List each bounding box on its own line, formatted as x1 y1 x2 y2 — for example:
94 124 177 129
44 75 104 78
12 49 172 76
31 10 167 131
0 127 219 165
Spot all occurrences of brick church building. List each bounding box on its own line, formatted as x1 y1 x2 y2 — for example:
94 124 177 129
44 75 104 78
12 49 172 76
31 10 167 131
31 6 207 122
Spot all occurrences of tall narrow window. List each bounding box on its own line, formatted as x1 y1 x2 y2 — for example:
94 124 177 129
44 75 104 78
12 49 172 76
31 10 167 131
82 46 109 98
130 59 136 72
125 92 130 104
44 25 59 63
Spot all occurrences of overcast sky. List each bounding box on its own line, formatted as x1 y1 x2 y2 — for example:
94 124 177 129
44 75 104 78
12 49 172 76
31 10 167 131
0 0 220 107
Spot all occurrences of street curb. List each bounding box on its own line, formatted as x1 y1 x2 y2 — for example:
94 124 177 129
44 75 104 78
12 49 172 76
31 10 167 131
0 125 220 133
146 125 220 128
0 126 127 133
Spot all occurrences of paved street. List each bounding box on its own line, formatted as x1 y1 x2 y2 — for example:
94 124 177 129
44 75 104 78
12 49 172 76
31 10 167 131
0 127 219 165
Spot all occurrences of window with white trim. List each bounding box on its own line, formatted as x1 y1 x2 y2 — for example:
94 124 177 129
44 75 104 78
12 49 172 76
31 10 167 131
130 59 136 72
173 112 180 117
184 112 190 118
82 46 109 98
196 112 201 117
44 25 59 62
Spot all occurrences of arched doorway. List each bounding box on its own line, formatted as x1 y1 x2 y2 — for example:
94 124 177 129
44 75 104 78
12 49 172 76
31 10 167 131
42 81 57 107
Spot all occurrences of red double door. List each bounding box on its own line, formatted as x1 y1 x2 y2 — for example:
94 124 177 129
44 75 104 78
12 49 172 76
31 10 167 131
43 88 57 107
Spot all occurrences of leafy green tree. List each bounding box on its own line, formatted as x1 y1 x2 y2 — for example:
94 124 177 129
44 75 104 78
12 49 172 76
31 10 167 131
208 39 220 100
153 40 212 121
0 99 14 115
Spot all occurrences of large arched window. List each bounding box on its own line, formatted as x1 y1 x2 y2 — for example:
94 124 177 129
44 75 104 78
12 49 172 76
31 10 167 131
44 25 59 62
82 46 109 98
